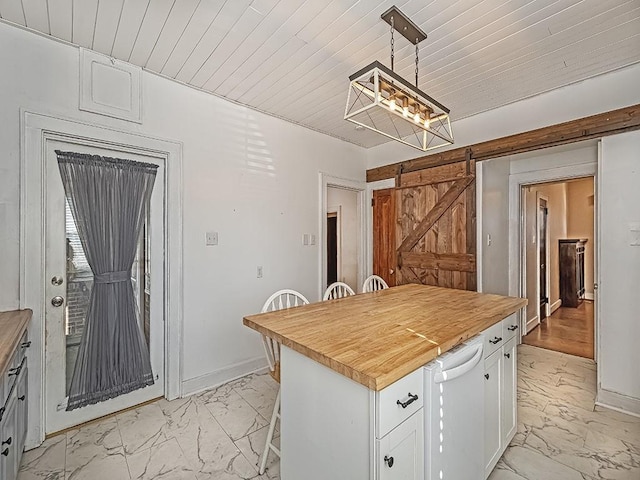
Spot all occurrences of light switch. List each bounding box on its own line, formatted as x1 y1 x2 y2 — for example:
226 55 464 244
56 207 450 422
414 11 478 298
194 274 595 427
205 231 218 246
257 266 263 278
486 234 492 246
310 234 316 245
629 223 640 246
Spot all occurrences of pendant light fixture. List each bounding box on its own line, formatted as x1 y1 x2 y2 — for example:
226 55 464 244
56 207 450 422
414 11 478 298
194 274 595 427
344 6 454 151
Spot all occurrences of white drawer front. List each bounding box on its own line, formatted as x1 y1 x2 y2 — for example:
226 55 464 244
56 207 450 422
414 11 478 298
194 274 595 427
483 321 504 358
502 314 520 341
377 368 423 439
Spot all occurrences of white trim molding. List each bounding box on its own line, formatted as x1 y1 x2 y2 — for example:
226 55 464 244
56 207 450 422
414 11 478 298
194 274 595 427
181 356 267 397
20 110 183 448
549 299 562 315
596 389 640 418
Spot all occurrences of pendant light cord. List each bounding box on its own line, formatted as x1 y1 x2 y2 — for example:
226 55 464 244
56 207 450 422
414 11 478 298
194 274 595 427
415 42 419 87
390 16 394 71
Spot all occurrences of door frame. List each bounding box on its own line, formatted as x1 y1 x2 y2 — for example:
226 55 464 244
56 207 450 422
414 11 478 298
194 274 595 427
536 193 550 324
20 110 183 449
508 161 597 345
319 173 366 298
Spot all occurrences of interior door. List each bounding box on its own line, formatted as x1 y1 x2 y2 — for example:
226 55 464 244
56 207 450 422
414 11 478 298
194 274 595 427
44 139 165 434
538 198 548 319
372 188 397 287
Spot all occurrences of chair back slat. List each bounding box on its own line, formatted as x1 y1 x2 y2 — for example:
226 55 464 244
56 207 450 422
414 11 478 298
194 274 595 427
322 282 356 301
362 274 389 293
260 289 310 375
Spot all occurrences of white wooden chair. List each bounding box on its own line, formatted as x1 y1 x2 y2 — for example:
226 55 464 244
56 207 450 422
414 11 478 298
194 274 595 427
322 281 356 300
362 274 389 293
259 289 309 474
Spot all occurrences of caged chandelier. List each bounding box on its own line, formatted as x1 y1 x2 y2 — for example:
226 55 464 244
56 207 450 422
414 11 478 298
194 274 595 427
344 6 454 152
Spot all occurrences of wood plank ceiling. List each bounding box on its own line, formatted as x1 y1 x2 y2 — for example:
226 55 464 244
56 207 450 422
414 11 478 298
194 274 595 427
2 0 639 148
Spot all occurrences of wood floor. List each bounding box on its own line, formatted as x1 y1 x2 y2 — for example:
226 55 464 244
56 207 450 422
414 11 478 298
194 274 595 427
522 300 594 358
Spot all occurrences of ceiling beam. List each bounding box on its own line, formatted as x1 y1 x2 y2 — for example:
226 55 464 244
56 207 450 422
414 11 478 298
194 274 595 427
367 104 640 182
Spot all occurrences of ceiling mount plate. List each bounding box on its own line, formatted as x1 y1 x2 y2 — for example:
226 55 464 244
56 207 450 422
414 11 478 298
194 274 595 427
381 6 427 45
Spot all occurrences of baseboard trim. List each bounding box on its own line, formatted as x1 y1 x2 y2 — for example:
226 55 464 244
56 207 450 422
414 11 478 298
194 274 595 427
596 388 640 418
181 356 268 397
550 299 562 315
526 315 539 334
584 292 594 301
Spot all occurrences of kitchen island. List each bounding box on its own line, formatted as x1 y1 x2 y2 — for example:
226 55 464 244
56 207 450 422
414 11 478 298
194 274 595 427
244 284 526 480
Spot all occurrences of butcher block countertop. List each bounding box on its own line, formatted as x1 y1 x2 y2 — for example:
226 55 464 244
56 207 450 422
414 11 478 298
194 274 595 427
0 309 31 374
244 284 526 391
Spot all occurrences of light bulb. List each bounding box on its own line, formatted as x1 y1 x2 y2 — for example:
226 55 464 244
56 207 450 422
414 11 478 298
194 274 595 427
403 106 409 117
389 99 396 111
424 117 431 129
413 112 421 123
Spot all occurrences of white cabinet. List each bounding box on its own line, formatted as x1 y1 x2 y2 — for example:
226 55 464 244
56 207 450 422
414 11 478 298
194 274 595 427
483 349 502 476
483 314 520 478
1 333 29 480
501 337 517 443
378 409 423 480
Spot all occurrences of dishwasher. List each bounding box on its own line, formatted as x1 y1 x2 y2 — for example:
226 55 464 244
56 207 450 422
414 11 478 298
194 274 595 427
424 335 485 480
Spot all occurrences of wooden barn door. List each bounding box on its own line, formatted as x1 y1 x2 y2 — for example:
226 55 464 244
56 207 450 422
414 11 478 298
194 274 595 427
373 160 477 291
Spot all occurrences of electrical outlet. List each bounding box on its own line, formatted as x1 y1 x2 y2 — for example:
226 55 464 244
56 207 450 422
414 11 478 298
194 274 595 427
303 234 309 246
310 234 316 245
257 266 263 278
205 231 218 246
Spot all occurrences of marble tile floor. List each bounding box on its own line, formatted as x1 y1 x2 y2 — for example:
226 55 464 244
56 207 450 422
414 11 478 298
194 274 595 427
18 344 640 480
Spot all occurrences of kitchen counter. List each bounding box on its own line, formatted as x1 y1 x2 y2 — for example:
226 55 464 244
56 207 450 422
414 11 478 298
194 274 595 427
244 284 526 391
0 309 31 375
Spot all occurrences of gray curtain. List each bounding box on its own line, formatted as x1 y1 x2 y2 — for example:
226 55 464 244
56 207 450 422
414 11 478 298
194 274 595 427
56 150 158 411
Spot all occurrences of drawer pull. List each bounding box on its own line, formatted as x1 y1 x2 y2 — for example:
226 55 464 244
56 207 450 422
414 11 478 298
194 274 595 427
0 407 4 422
2 437 11 446
396 392 419 409
8 366 22 376
384 455 394 468
1 448 8 457
489 336 503 345
504 353 511 359
19 395 26 401
21 341 32 348
484 373 490 380
507 325 518 331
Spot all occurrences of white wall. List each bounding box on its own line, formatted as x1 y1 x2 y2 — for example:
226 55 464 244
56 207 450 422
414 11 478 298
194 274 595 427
367 63 640 169
566 178 595 298
0 23 367 394
599 131 640 410
327 187 359 291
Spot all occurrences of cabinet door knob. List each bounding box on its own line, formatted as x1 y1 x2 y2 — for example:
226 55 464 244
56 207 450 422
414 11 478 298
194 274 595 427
1 437 11 446
484 373 490 380
0 407 4 422
19 395 26 401
504 353 511 359
1 448 8 456
384 455 394 468
396 392 418 409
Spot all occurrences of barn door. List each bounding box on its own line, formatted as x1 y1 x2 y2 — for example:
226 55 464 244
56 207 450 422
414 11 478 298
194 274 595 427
372 188 397 287
373 160 477 291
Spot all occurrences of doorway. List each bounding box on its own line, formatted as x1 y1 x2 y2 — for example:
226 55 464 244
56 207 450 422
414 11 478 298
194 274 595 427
520 177 595 359
320 174 365 298
326 209 339 286
21 112 183 448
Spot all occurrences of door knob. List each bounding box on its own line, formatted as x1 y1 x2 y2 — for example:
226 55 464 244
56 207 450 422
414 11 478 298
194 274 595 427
51 296 64 307
51 276 64 286
389 269 395 275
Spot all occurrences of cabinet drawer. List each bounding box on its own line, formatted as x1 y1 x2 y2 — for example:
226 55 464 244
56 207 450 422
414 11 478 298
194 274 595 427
483 322 504 358
377 368 423 439
502 314 519 341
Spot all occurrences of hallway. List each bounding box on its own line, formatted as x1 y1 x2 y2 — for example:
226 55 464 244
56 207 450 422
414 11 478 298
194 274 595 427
523 301 594 359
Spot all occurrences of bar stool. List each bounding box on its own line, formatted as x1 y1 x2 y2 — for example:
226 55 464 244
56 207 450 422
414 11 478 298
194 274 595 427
258 289 309 474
